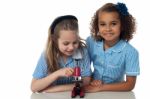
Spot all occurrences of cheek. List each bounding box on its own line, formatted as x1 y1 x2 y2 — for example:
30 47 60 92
98 27 103 34
115 27 121 35
75 45 79 50
98 30 103 36
75 43 79 48
59 45 66 51
58 42 65 51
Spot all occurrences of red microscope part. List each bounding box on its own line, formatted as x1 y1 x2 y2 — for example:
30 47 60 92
71 67 84 98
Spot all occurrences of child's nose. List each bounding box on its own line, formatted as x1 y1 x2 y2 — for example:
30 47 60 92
106 25 111 31
68 44 74 50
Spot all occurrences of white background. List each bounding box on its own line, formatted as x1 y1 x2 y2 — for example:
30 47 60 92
0 0 149 99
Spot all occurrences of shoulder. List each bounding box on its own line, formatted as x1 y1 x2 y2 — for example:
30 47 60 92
78 47 88 56
86 36 95 42
32 52 48 79
86 36 99 46
121 41 139 57
39 52 47 61
37 52 48 67
124 42 138 53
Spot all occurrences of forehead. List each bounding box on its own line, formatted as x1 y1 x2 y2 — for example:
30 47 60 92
58 30 78 41
98 11 120 22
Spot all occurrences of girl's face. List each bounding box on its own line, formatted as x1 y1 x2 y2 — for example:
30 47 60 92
98 11 121 42
58 30 79 57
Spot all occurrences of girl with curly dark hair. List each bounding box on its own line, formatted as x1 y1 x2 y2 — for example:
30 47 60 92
85 2 140 92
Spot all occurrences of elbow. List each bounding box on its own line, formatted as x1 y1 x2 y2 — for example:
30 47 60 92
31 83 41 93
125 88 133 92
31 79 41 93
125 76 136 91
127 85 135 91
31 86 42 93
125 83 135 91
31 85 37 93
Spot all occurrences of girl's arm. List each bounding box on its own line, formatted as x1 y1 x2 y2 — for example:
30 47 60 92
42 77 91 93
41 76 91 93
100 76 136 91
31 71 59 93
31 67 74 92
85 76 136 92
42 84 75 93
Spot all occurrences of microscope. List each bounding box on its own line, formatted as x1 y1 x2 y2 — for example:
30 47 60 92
71 50 84 98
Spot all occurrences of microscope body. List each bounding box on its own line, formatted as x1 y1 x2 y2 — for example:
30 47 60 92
71 67 84 98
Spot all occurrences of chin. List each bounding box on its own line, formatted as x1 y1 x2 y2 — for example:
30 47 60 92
105 38 115 42
64 53 73 56
67 53 74 56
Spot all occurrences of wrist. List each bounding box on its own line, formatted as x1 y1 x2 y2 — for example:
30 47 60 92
99 84 105 91
52 71 61 78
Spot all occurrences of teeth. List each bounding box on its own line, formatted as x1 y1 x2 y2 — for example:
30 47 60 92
106 34 113 35
106 33 113 34
105 34 113 37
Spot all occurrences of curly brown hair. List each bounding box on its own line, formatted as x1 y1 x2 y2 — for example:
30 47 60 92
90 3 136 41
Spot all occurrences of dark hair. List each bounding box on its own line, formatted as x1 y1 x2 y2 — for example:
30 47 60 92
90 3 136 41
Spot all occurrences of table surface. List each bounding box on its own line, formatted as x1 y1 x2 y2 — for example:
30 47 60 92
31 91 135 99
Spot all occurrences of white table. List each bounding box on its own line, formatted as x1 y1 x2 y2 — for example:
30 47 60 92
31 91 135 99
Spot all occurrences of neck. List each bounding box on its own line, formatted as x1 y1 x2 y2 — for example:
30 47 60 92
104 39 119 50
61 55 67 64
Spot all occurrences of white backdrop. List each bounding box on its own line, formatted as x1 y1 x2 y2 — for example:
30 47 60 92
0 0 149 99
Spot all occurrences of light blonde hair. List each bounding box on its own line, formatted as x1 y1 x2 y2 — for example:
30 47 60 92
45 18 86 72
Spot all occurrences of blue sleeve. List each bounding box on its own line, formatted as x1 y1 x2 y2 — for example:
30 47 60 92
32 52 48 79
125 47 140 76
80 48 92 77
86 36 93 63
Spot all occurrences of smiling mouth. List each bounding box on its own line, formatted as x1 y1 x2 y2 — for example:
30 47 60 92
66 51 74 54
105 33 113 36
104 32 113 34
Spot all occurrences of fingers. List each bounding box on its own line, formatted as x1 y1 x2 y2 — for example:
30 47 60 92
84 85 101 93
84 85 93 92
90 80 102 86
65 68 74 77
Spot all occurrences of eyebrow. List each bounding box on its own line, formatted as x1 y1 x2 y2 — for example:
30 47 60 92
62 40 78 43
111 20 118 23
99 20 119 23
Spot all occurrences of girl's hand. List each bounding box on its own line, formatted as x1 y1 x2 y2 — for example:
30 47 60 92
56 67 74 77
90 80 103 86
84 85 102 93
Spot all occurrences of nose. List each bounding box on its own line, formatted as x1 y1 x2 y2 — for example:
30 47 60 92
68 44 74 50
106 25 111 31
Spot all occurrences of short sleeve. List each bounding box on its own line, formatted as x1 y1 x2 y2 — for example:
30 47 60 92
86 36 93 63
80 48 92 77
125 48 140 76
32 52 48 79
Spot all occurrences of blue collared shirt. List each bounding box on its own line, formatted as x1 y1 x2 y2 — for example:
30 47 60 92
86 36 140 84
32 48 91 85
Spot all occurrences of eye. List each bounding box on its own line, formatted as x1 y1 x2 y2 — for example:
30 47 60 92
99 23 105 26
73 41 78 45
111 22 117 26
63 42 69 46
